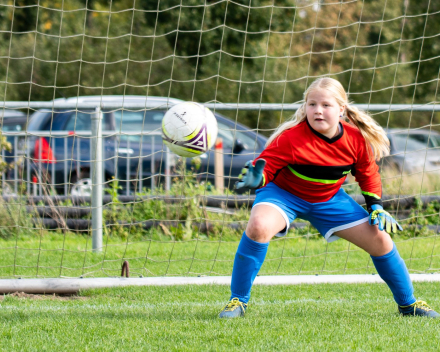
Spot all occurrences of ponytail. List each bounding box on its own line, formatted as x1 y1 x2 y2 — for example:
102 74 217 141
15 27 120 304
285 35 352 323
345 104 390 160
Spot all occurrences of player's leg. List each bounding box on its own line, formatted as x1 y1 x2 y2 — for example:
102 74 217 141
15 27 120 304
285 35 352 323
334 221 393 256
310 188 439 318
336 223 414 304
219 204 286 318
219 182 304 318
335 223 439 318
245 203 287 242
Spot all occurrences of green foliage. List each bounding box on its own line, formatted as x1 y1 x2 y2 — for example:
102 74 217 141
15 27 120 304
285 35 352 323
124 156 248 241
406 0 440 100
0 197 36 239
0 127 25 238
401 198 440 237
0 132 11 174
139 0 295 71
0 0 438 131
103 177 143 239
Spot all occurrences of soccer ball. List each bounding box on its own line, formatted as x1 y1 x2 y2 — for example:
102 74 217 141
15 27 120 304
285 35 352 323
161 102 218 157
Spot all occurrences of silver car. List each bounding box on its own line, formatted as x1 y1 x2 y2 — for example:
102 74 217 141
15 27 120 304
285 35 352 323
381 129 440 174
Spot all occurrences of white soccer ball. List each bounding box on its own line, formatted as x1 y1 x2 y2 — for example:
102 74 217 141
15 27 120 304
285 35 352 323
161 102 218 157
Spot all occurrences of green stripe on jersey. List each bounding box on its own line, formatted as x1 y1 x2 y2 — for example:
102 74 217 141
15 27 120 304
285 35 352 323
287 165 341 184
361 191 381 199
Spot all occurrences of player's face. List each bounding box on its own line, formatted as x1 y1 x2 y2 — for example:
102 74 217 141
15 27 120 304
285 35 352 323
306 88 344 139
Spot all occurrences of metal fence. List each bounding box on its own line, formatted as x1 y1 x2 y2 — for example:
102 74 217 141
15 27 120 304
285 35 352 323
1 101 440 111
1 102 439 252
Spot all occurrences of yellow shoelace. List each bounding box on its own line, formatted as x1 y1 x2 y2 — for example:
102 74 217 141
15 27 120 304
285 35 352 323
224 298 247 312
412 300 432 312
401 300 432 313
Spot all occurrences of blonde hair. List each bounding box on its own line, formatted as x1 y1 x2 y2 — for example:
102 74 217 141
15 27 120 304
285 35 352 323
266 77 390 160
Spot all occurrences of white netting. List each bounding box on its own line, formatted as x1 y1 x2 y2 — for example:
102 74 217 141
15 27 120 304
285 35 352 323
0 0 439 279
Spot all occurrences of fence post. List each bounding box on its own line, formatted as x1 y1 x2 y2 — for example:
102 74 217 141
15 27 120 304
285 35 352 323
165 146 171 192
91 106 103 252
1 147 4 195
214 138 224 193
13 136 18 194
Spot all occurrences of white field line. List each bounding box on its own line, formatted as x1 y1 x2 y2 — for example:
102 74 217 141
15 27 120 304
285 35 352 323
1 274 440 294
0 299 395 312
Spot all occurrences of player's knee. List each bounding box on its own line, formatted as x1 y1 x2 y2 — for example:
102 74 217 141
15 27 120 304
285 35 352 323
246 216 273 242
372 231 393 256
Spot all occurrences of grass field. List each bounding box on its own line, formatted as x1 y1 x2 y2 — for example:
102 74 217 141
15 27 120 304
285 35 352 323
1 230 440 278
1 282 439 351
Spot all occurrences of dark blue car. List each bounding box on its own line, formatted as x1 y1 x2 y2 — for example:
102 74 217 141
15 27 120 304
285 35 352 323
1 109 27 162
26 96 267 195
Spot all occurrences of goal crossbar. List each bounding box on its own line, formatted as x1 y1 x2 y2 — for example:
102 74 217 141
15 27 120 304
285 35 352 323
0 102 438 111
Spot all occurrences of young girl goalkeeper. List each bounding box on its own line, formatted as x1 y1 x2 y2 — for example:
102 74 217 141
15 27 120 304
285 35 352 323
219 77 439 319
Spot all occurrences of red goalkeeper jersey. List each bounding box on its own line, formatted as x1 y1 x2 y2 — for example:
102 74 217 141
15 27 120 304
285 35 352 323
256 119 382 210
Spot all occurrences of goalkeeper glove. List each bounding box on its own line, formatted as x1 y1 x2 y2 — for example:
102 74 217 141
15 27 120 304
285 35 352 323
235 159 266 190
369 204 403 234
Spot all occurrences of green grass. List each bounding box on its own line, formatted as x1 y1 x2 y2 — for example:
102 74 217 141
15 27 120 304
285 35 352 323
1 230 440 278
1 283 440 351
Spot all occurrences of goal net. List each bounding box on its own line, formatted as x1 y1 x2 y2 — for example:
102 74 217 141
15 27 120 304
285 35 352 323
0 0 440 282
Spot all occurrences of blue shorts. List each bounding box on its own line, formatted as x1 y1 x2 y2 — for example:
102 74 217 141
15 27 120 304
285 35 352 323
253 183 369 242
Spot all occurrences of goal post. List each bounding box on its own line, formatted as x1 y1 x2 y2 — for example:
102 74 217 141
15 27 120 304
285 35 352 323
0 0 439 290
2 274 440 295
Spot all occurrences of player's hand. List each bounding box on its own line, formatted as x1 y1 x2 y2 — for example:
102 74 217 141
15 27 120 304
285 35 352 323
369 204 402 234
235 159 266 190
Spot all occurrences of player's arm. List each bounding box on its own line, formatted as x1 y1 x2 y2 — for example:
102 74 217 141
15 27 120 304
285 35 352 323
353 142 402 234
235 133 293 190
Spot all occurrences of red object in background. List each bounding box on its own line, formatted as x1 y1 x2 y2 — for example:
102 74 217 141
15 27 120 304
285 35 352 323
215 139 223 149
34 137 56 163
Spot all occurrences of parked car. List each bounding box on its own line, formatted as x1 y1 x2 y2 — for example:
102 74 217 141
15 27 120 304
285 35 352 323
0 109 27 161
0 109 27 147
0 109 27 131
0 109 28 194
26 96 268 195
403 128 440 148
381 128 440 174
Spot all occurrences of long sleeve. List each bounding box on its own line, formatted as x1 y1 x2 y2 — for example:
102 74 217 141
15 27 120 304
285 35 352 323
352 140 383 212
254 132 294 187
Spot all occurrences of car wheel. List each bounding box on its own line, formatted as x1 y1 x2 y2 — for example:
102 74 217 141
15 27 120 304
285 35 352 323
71 172 92 197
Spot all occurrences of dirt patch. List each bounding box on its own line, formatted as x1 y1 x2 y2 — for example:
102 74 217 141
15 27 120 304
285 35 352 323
0 292 89 301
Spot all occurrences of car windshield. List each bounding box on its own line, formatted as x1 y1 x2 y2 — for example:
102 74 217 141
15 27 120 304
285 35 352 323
64 112 112 131
407 133 440 148
392 134 427 152
113 110 164 141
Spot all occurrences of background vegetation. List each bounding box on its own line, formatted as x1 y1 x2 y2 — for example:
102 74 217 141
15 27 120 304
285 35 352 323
0 0 439 132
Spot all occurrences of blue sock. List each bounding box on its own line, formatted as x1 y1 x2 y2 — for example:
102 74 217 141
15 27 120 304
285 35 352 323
230 232 269 304
371 243 416 306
